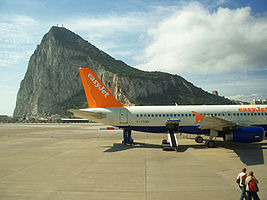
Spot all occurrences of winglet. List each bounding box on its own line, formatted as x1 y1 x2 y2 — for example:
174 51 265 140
192 111 205 124
79 68 124 108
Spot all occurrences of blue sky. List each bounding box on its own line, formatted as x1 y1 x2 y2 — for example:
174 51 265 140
1 0 267 116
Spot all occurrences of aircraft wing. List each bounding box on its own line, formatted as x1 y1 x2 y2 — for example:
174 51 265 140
198 116 239 131
193 111 242 131
68 109 106 119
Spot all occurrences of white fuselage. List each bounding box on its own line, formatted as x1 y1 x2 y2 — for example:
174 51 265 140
80 105 267 133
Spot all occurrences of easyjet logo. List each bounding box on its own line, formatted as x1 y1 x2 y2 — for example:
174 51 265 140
88 73 109 98
238 107 267 113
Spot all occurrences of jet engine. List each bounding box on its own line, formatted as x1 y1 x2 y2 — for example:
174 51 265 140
224 126 264 143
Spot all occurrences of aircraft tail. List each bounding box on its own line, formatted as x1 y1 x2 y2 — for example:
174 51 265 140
79 68 124 108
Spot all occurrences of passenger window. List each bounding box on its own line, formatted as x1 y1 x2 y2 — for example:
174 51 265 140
228 114 231 116
148 114 150 117
159 114 161 117
174 114 176 117
144 114 146 117
193 114 195 116
185 114 187 117
244 113 246 116
237 113 239 116
151 114 154 117
140 114 143 117
137 114 139 117
163 114 165 117
170 114 173 117
218 114 220 116
178 114 180 117
240 113 243 116
189 114 191 117
155 114 158 117
166 114 169 117
258 113 260 115
181 114 184 117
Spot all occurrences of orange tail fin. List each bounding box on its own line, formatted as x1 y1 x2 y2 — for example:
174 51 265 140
79 68 124 108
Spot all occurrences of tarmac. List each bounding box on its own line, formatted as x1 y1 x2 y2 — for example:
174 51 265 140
0 123 266 200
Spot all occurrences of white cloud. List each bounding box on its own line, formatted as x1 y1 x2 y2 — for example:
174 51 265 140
0 15 40 43
65 12 157 45
0 14 43 69
137 3 267 74
67 15 143 36
63 8 177 64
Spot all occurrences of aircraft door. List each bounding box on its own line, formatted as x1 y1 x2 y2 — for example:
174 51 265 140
120 109 128 124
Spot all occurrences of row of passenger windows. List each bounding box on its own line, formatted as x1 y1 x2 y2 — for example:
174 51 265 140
136 113 194 117
136 112 267 117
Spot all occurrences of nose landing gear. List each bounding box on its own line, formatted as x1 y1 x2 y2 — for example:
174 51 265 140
122 129 134 145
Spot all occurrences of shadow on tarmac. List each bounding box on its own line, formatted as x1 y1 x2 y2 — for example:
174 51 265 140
104 142 162 152
218 141 266 166
104 140 266 166
179 141 266 166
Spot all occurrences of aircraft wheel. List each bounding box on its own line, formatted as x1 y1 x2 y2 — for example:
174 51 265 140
205 140 215 148
195 136 204 143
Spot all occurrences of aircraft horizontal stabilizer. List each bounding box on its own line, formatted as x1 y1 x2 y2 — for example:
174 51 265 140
68 109 106 119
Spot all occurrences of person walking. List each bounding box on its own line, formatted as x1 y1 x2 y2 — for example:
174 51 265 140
245 171 260 200
236 168 247 200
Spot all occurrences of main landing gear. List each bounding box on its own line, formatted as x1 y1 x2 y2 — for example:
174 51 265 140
122 129 134 145
205 139 215 148
195 135 204 143
194 135 216 148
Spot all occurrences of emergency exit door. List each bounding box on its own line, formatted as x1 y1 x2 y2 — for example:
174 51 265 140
120 109 128 124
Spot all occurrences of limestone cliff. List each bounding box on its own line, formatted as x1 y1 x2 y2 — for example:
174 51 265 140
13 26 233 117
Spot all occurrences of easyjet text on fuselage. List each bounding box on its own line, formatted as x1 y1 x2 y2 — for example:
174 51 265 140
238 107 267 113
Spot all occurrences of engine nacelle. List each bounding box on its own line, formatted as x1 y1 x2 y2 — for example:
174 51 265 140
225 126 264 143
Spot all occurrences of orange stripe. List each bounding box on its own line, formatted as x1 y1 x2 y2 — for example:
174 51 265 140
192 111 205 124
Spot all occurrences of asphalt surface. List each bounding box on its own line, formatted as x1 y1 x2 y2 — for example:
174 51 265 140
0 123 266 200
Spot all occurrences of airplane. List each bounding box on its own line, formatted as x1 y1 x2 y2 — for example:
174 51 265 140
69 67 267 148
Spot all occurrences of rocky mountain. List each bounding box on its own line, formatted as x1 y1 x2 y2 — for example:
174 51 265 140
13 26 233 117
